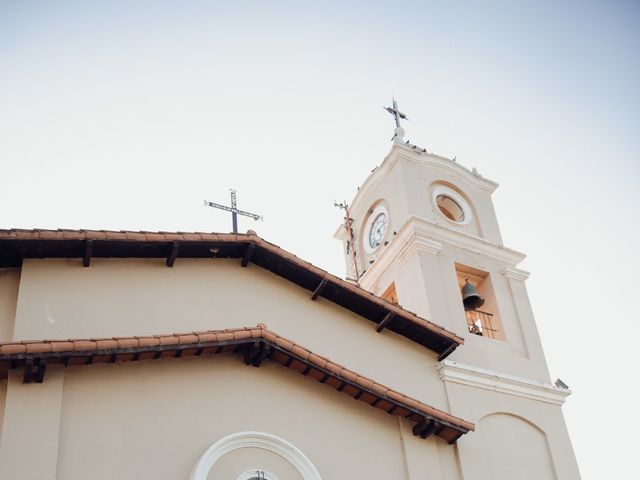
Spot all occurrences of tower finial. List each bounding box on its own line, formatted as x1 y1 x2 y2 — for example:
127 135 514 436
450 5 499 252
383 97 409 144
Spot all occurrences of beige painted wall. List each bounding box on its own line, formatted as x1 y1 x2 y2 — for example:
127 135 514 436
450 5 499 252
0 367 65 480
209 447 304 480
445 381 580 480
12 258 448 410
0 379 6 440
53 356 412 479
1 231 578 478
0 268 19 342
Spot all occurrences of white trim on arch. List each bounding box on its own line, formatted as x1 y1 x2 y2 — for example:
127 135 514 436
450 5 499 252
189 431 322 480
236 469 280 480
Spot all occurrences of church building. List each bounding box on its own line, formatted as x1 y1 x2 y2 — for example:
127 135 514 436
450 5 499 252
0 112 580 479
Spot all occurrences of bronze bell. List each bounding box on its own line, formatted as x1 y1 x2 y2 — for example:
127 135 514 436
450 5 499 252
462 279 485 311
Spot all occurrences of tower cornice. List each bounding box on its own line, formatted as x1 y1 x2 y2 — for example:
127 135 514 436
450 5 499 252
437 360 571 406
360 216 526 290
350 144 499 221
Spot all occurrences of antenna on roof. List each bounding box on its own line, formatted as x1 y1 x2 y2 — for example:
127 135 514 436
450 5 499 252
335 201 360 285
204 189 262 234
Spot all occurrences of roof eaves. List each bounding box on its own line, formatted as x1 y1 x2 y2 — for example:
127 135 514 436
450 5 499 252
0 325 474 443
0 229 463 356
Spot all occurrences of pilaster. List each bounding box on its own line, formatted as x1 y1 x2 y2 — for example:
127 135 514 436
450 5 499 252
0 366 65 480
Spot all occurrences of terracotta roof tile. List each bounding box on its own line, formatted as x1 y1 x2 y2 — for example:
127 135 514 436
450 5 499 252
262 331 277 343
74 340 97 351
252 329 265 339
290 345 309 360
25 343 51 353
178 334 198 344
117 338 139 348
196 333 218 343
371 383 388 396
233 330 253 341
1 344 26 354
0 228 464 356
137 337 160 348
0 325 474 437
357 377 374 391
50 341 75 352
158 336 180 346
216 332 233 342
340 370 358 383
94 339 119 350
124 232 147 241
162 233 183 241
307 354 327 369
275 337 294 350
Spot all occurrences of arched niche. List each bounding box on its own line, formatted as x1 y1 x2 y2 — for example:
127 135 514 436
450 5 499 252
189 431 322 480
477 413 556 480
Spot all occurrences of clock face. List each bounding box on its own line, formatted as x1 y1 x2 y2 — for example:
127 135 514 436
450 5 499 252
368 212 388 249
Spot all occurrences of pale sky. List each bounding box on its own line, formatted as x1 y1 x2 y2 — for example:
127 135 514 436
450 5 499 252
2 1 639 477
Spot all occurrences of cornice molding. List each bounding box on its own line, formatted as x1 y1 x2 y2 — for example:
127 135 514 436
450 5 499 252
411 217 526 265
398 237 443 265
502 267 530 282
359 218 442 291
437 360 571 406
359 216 526 290
351 145 499 219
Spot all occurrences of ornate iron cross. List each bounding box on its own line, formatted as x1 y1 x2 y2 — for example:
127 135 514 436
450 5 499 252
204 189 262 233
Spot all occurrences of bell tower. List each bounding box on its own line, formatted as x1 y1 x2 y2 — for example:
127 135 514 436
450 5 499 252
334 102 580 479
335 115 550 382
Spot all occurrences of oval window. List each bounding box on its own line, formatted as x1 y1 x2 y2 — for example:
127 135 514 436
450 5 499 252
436 195 465 222
431 185 472 225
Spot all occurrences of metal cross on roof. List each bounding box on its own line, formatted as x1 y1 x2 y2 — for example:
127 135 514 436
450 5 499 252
383 97 409 129
204 189 262 234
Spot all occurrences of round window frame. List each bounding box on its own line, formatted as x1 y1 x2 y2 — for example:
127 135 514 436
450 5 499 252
431 186 472 226
362 204 389 254
237 469 281 480
190 431 322 480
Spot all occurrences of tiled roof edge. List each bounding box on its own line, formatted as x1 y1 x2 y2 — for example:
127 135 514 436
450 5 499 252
0 228 465 351
0 325 474 435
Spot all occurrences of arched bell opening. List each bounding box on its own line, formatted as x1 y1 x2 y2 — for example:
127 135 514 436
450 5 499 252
455 263 504 341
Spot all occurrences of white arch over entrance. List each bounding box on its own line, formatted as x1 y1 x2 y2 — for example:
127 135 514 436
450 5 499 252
189 431 322 480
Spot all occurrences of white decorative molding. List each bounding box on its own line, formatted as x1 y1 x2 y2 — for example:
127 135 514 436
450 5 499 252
359 215 525 291
350 144 499 219
431 184 473 226
409 217 526 265
398 237 443 265
437 360 571 406
359 219 442 291
237 469 280 480
190 431 322 480
502 267 530 282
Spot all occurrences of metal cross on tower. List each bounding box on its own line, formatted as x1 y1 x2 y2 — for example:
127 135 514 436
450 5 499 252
383 97 409 129
204 189 262 234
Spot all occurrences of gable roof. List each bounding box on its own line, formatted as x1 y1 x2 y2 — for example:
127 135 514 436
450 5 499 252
0 325 474 443
0 229 463 358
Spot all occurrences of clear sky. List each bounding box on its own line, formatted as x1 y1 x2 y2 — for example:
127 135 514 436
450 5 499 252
2 1 639 477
